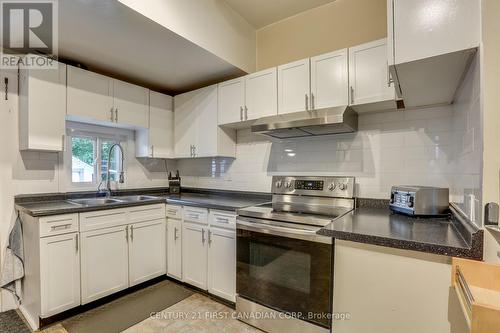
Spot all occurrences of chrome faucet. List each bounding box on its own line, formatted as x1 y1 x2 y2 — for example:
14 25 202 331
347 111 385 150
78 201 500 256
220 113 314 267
104 143 125 197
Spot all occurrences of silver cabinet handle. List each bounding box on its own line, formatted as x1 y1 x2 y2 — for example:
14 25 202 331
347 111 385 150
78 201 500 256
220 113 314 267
305 94 309 111
193 145 196 157
208 230 212 245
62 134 65 151
215 216 229 223
311 93 315 110
110 107 114 121
350 86 354 104
115 108 119 122
244 105 248 120
75 235 79 252
125 225 129 242
240 106 243 121
167 209 177 215
202 228 205 243
188 213 200 219
130 225 134 242
174 227 179 240
50 223 72 231
387 61 394 87
151 145 154 157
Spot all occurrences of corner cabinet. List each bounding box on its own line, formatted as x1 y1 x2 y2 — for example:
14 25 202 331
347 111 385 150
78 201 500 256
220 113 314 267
19 56 67 151
174 85 236 158
136 91 174 158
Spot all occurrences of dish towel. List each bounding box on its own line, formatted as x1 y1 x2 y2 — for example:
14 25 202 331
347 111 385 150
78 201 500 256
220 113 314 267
0 215 25 302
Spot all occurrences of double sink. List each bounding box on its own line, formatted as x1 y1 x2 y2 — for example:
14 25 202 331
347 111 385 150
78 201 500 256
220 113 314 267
67 195 160 207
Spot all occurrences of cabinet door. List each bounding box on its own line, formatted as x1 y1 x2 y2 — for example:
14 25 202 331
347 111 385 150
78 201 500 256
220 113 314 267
349 39 394 105
80 225 129 304
149 91 174 158
167 219 182 280
19 59 66 151
182 222 208 290
194 85 218 158
208 227 236 302
174 90 199 158
128 219 166 286
245 68 278 121
277 58 310 115
218 77 245 125
40 233 80 317
392 0 480 65
310 49 348 109
67 66 114 122
113 80 149 128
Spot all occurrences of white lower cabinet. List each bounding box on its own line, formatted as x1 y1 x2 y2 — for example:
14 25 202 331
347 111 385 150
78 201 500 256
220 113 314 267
182 222 208 290
207 227 236 302
167 218 183 280
128 219 167 286
172 206 236 302
39 232 80 317
80 225 129 304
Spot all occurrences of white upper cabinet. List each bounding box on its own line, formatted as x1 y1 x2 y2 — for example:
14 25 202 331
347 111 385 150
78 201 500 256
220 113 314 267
218 77 245 125
174 85 235 158
19 57 67 152
67 66 114 122
310 49 348 109
245 68 278 121
218 68 278 126
278 58 311 115
136 91 174 158
349 39 395 108
113 79 149 128
387 0 480 108
67 66 149 128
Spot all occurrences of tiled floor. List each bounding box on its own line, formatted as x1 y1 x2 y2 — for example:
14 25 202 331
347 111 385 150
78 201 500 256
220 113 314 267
40 294 261 333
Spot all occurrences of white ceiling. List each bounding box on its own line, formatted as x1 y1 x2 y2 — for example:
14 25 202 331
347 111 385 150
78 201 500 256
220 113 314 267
224 0 336 29
58 0 245 95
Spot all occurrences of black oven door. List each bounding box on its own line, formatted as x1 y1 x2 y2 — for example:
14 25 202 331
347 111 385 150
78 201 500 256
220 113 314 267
236 217 333 328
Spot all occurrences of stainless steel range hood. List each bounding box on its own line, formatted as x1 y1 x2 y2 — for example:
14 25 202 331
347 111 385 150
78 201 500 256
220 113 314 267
251 106 358 139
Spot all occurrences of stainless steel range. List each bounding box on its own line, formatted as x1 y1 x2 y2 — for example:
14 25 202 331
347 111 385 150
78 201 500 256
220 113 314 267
236 176 355 333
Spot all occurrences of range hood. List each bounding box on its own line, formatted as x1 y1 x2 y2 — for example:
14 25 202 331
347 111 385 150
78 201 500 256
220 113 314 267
251 106 358 139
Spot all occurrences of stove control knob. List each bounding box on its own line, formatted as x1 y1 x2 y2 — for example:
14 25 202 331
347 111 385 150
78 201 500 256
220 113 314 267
275 180 283 188
328 183 336 191
338 183 347 191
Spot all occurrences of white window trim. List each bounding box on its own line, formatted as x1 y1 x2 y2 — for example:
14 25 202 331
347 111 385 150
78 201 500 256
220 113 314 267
65 122 129 192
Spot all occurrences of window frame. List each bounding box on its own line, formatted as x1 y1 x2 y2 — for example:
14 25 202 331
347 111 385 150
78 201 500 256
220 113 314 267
65 123 127 191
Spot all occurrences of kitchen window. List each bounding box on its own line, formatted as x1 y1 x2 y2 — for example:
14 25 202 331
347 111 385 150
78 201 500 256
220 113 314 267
69 128 124 187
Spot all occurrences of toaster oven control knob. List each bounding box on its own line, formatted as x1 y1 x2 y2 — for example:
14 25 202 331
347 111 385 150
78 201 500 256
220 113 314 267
407 197 414 208
285 181 293 188
339 183 347 191
275 180 283 188
328 183 336 191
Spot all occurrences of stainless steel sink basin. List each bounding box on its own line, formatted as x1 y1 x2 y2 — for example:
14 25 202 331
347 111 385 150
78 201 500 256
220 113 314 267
68 198 124 206
116 195 159 202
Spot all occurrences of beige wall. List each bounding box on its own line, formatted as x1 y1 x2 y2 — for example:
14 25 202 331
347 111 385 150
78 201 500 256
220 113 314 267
256 0 387 70
481 0 500 263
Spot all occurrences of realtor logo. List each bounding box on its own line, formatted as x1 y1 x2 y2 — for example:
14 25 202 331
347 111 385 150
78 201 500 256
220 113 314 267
1 0 58 69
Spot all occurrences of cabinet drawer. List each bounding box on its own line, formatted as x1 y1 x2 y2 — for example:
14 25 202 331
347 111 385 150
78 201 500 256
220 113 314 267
166 204 182 219
39 214 79 237
209 210 236 230
183 207 208 225
129 204 165 223
79 208 128 232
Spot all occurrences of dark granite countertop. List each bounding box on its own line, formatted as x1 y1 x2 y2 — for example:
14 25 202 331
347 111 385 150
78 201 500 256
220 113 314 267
15 187 271 217
318 203 483 260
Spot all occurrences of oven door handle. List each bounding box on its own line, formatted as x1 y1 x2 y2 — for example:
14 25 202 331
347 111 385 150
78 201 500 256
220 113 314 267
236 217 332 244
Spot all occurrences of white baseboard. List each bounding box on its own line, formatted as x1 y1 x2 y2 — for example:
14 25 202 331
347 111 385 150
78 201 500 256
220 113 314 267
19 304 39 331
